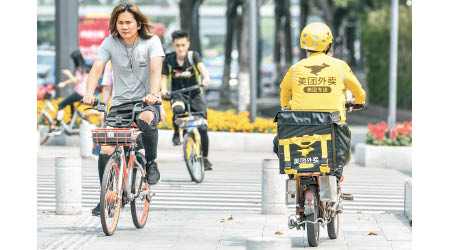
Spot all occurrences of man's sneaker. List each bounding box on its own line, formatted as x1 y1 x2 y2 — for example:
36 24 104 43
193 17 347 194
48 127 62 136
146 161 160 184
204 158 213 171
92 203 101 216
172 131 182 146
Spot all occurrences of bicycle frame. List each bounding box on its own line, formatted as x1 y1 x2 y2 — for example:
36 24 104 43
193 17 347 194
170 87 206 158
115 144 151 202
37 99 55 124
38 99 89 135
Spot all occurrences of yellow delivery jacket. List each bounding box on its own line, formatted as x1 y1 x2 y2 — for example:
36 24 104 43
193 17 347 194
280 52 366 123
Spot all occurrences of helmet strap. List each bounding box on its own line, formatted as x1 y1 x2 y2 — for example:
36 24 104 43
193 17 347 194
325 44 332 55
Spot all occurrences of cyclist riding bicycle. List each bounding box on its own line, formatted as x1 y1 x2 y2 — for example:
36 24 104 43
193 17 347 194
48 50 90 135
82 2 165 216
160 30 213 170
273 22 366 180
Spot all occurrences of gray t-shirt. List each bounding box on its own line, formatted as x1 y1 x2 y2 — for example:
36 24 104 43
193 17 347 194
97 35 165 106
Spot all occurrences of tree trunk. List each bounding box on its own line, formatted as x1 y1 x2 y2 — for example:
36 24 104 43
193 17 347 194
345 23 356 66
317 0 334 29
299 0 309 60
238 0 250 112
220 0 239 106
179 0 203 55
274 0 283 86
283 0 292 66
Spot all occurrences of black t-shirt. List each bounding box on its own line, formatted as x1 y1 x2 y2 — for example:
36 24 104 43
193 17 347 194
162 51 202 96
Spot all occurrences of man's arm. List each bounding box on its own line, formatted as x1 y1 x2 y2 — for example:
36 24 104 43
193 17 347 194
100 85 112 103
99 85 112 126
160 77 168 97
161 58 169 96
83 59 107 105
142 56 163 105
280 66 293 109
149 56 163 95
341 62 366 104
196 62 211 87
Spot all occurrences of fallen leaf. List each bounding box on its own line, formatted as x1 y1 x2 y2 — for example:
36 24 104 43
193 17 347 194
220 220 225 223
275 231 283 235
227 215 233 221
409 220 412 227
368 232 377 236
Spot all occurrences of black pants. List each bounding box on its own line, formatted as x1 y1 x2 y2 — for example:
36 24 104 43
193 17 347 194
106 103 161 163
172 94 209 157
58 92 83 117
97 103 161 185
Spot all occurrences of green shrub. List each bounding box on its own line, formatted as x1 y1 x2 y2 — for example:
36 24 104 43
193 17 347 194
361 5 412 109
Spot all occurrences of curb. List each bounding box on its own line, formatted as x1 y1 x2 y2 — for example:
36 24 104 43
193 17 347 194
158 130 275 152
41 126 367 153
355 143 412 174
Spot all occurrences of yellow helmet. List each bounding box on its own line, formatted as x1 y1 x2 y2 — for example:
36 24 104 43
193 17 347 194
300 22 333 52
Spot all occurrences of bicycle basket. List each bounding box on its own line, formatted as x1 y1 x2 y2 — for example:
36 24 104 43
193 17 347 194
176 116 207 128
92 128 139 146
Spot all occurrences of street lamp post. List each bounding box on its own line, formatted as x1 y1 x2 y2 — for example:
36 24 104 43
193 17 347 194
249 0 257 122
388 0 399 133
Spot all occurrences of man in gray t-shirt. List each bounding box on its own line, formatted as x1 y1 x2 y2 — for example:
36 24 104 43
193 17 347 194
83 3 165 216
97 35 165 106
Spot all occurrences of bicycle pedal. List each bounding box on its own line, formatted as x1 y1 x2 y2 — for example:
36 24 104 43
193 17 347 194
341 193 354 201
146 192 155 202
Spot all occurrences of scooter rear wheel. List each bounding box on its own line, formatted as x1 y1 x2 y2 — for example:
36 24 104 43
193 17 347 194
327 213 339 239
306 205 320 247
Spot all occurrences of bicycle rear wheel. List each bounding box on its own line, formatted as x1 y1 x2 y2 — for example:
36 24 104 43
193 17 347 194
183 132 204 183
100 155 122 236
37 115 52 145
131 167 150 229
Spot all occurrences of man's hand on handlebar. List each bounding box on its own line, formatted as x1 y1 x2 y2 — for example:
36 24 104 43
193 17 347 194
142 93 159 105
202 78 211 87
351 104 363 111
161 89 169 99
83 94 96 106
346 100 366 112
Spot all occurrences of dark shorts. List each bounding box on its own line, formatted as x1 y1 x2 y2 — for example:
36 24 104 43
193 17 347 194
171 93 207 119
106 102 161 128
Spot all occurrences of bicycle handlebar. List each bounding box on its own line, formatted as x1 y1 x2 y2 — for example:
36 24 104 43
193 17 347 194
165 84 202 99
345 101 367 111
82 99 161 128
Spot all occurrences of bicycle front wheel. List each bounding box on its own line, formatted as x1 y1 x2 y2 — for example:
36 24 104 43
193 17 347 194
131 167 150 229
183 132 204 183
37 115 52 145
100 155 122 236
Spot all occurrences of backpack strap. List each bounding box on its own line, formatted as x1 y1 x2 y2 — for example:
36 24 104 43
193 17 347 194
167 63 173 91
188 51 200 84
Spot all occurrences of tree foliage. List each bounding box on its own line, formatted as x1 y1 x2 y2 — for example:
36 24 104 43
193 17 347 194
361 4 412 109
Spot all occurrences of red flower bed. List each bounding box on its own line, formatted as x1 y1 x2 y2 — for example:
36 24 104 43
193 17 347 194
366 121 412 146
